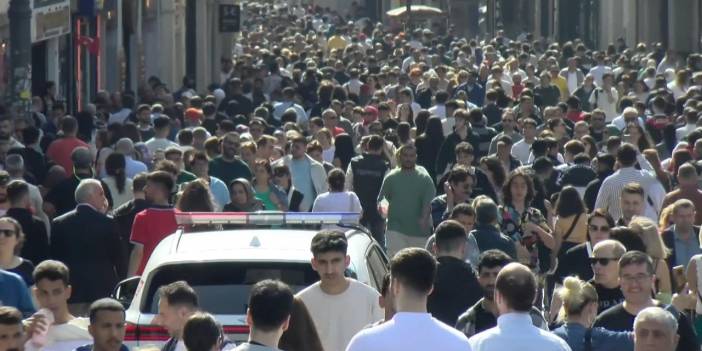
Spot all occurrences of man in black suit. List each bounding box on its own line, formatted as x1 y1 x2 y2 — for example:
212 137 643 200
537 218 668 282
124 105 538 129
50 178 126 316
5 180 49 265
661 199 701 278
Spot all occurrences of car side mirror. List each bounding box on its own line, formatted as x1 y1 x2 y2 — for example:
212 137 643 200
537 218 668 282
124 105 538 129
112 276 140 308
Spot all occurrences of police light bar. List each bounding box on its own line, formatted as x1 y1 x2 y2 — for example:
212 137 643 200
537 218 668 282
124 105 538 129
174 212 361 226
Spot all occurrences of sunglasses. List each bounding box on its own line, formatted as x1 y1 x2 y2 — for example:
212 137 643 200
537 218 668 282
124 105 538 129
589 224 610 232
589 257 618 266
0 229 16 237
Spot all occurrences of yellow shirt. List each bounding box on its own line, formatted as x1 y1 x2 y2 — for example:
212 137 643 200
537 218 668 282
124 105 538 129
327 35 348 51
552 75 569 101
555 213 588 245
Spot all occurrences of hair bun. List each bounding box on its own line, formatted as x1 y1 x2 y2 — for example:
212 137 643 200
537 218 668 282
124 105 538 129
563 276 583 294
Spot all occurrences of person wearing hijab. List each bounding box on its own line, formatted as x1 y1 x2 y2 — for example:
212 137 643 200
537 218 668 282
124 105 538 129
224 178 263 212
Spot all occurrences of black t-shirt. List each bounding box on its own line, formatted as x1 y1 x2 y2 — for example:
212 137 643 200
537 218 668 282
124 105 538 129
591 280 624 314
427 256 482 326
594 302 699 351
554 243 593 283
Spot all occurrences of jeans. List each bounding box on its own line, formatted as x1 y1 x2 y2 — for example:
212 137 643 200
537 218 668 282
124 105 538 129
361 217 386 251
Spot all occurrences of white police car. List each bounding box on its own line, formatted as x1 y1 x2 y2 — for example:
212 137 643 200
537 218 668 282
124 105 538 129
113 212 388 347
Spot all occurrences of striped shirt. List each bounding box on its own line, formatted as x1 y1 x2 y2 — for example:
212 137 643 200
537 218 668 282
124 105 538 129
594 167 665 222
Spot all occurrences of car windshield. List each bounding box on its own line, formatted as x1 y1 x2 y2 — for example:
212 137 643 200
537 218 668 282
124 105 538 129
143 262 319 314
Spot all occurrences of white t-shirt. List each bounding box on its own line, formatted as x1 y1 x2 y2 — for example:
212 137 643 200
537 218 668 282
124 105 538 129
346 312 471 351
322 147 335 164
25 318 92 351
312 192 362 213
297 279 383 351
145 137 178 155
589 87 619 122
511 139 533 165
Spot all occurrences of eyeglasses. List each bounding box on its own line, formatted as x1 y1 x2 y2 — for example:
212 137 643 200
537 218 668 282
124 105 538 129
589 257 618 266
0 229 16 237
589 224 610 232
621 273 652 283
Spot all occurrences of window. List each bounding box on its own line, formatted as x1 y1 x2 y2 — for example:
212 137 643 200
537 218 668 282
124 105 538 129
143 262 318 314
366 245 388 290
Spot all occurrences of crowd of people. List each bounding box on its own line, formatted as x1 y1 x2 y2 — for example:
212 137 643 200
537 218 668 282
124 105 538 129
2 0 702 350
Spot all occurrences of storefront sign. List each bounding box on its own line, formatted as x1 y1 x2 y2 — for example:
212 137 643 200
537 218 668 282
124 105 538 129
31 0 71 43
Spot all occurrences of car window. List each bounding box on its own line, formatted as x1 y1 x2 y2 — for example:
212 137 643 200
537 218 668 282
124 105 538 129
143 262 318 314
366 245 388 290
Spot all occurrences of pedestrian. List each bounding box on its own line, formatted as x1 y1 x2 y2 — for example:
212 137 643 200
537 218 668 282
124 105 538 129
552 276 633 351
427 220 482 326
296 230 382 351
208 132 253 186
312 168 361 213
127 171 177 276
5 180 48 269
182 313 222 351
593 251 698 351
233 280 294 351
456 250 548 338
50 179 125 316
0 217 35 286
0 306 25 351
24 260 92 351
346 135 389 247
633 307 680 351
46 116 89 176
0 269 34 317
346 248 471 351
272 135 326 212
378 144 435 255
74 298 129 351
467 263 571 351
278 298 324 351
102 153 133 209
154 281 200 351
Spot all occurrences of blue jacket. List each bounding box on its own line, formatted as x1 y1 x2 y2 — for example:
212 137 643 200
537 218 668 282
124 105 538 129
470 224 517 259
552 323 633 351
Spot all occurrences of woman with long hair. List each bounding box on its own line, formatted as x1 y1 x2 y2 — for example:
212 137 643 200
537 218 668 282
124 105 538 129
272 165 304 212
0 217 34 285
396 122 413 147
628 216 673 298
176 179 215 212
480 157 506 203
103 153 133 209
499 171 555 271
624 122 653 152
413 110 430 136
333 133 356 171
396 102 414 125
314 128 335 164
252 159 288 211
279 297 324 351
223 178 263 212
553 186 588 259
415 117 445 183
552 276 633 350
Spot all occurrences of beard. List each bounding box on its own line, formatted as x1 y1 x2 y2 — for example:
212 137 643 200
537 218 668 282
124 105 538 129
482 285 495 300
